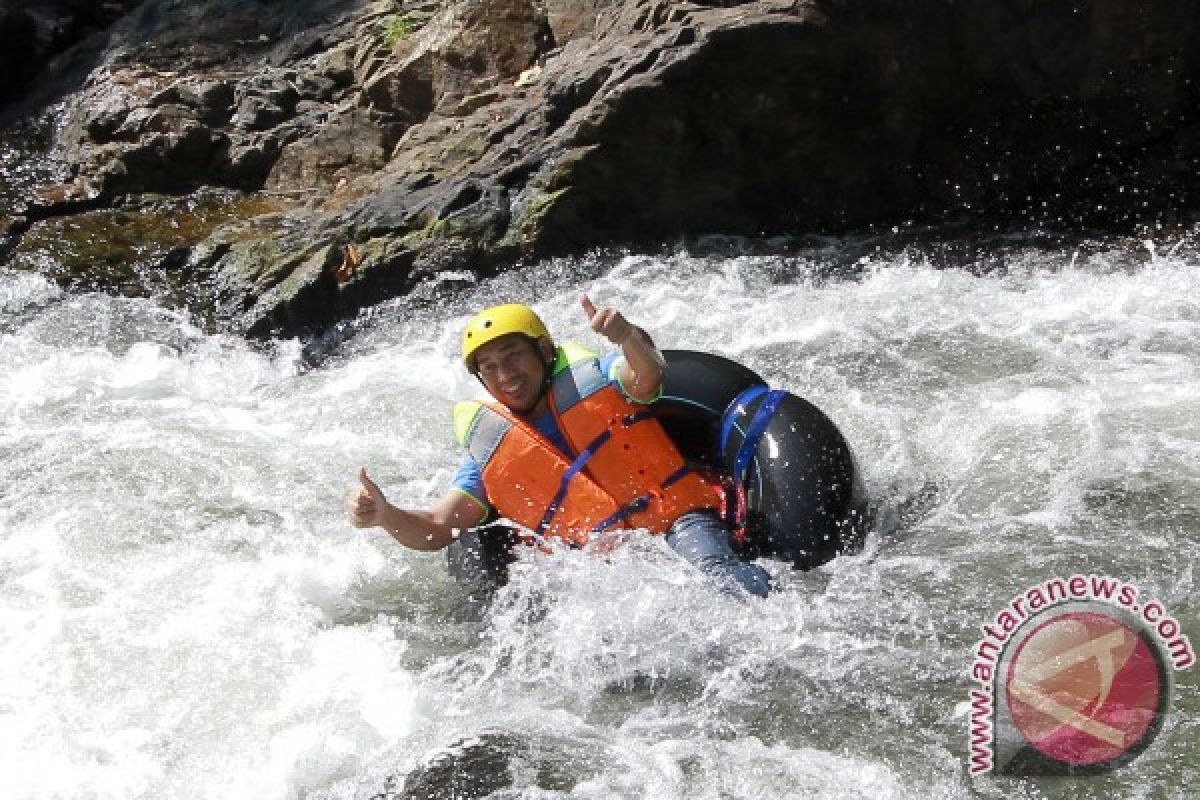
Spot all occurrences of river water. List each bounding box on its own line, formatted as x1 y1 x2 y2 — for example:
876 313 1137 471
0 230 1196 799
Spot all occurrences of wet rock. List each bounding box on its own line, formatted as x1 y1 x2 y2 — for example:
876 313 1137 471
394 733 522 799
202 211 339 335
544 0 621 44
373 730 601 799
5 190 298 318
176 80 236 126
3 0 1200 340
97 126 227 195
214 137 282 190
235 94 291 131
265 109 396 192
234 78 300 131
297 74 342 104
125 104 201 136
314 43 357 87
361 53 437 118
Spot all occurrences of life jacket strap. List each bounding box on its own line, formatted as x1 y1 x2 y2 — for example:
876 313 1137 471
660 464 692 490
589 462 695 532
592 494 652 532
535 428 613 535
536 407 670 534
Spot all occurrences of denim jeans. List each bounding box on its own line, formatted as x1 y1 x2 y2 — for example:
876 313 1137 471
665 510 771 598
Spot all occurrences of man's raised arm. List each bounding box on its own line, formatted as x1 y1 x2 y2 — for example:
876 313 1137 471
581 293 665 401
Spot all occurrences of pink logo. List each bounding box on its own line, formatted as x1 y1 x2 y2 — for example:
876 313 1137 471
1005 610 1165 767
967 577 1192 775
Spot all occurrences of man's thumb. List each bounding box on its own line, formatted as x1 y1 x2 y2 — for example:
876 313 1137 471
358 467 382 498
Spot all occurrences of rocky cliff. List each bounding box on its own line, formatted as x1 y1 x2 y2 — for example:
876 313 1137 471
2 0 1198 336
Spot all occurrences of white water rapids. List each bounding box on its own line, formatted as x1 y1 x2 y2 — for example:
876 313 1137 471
0 232 1196 799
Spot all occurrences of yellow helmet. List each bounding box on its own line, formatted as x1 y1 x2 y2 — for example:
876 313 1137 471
461 303 550 371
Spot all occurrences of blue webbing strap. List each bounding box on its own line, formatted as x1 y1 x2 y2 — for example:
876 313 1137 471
541 409 699 534
536 429 613 534
592 495 651 532
731 389 787 482
660 464 692 489
591 463 693 532
719 385 768 457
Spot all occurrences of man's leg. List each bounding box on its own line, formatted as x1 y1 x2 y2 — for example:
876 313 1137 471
665 511 770 598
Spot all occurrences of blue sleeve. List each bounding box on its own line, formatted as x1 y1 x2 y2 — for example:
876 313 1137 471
599 351 621 379
451 455 492 519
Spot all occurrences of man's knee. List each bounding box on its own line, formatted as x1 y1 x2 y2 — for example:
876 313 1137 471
666 511 770 598
733 562 771 598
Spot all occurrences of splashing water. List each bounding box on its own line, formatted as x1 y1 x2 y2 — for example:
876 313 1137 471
0 229 1196 799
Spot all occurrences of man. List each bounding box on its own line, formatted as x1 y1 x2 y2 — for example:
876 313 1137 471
348 296 770 597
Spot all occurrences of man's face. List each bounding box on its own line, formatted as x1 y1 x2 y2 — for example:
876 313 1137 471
473 334 548 414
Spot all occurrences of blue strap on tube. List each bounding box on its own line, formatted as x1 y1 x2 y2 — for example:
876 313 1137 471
731 389 786 482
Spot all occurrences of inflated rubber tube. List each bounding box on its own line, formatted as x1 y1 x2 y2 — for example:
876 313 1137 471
445 349 868 586
717 384 869 568
653 349 766 465
658 350 868 569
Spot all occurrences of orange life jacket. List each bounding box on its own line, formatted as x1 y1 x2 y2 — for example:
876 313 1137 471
453 344 718 546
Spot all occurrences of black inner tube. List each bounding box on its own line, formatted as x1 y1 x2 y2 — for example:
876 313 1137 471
654 349 766 465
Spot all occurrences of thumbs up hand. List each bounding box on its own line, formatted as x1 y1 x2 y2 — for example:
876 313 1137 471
348 467 388 528
581 293 634 346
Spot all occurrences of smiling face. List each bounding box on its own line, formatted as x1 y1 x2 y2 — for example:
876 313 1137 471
473 333 552 415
